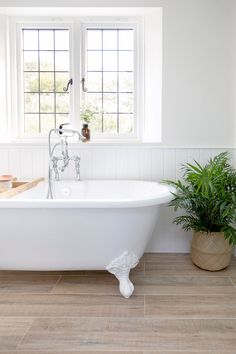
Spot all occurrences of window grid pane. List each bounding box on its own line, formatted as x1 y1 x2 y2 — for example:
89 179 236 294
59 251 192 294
22 28 70 134
86 28 134 134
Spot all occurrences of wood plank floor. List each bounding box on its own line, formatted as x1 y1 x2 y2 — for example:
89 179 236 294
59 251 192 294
1 253 236 353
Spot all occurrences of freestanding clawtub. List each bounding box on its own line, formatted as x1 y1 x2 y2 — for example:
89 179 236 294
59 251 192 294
0 180 173 298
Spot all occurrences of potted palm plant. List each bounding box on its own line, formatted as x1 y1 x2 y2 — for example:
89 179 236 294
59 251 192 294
165 152 236 271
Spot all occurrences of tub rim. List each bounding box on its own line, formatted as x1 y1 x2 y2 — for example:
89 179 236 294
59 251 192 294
0 179 174 208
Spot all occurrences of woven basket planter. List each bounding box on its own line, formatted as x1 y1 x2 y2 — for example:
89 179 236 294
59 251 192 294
191 232 233 271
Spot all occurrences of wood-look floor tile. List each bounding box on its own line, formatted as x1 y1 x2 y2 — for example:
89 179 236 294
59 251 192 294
144 352 236 354
51 274 119 295
145 254 236 276
1 254 236 353
3 352 142 354
17 317 236 351
0 274 60 294
0 293 144 317
132 275 235 295
0 317 34 351
145 259 205 276
228 276 236 287
144 252 236 265
52 274 235 296
143 252 191 262
131 260 145 275
145 294 236 318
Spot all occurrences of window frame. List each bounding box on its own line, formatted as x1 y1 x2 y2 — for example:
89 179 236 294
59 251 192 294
10 17 144 142
12 20 74 139
81 21 142 140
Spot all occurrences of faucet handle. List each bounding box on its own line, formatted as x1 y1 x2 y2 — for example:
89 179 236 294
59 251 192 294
58 123 70 135
56 124 85 141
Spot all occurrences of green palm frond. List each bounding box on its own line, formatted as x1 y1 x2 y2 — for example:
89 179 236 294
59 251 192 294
163 152 236 245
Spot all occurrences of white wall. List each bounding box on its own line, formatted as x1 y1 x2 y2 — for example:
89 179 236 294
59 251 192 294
232 0 236 143
0 144 234 252
0 0 235 146
0 0 235 252
0 15 8 142
162 0 235 146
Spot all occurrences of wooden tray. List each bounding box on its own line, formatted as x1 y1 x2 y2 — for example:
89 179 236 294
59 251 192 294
0 178 44 199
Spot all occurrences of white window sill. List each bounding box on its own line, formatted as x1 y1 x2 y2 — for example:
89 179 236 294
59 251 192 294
0 138 162 147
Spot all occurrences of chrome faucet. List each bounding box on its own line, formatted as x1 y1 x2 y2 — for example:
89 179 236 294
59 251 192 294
47 124 85 198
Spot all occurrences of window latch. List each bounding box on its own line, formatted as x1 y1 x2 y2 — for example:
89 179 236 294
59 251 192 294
63 78 73 92
81 77 88 92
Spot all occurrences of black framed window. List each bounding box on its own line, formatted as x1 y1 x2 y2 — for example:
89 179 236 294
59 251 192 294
22 28 70 134
84 28 135 135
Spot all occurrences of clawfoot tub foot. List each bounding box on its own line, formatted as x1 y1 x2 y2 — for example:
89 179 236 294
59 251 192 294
106 251 139 298
118 276 134 299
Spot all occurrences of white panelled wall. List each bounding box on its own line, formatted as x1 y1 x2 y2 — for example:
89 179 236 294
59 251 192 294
0 144 235 253
0 0 235 254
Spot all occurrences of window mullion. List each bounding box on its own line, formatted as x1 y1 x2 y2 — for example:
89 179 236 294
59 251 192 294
53 29 56 129
101 29 104 133
37 29 41 133
117 28 119 134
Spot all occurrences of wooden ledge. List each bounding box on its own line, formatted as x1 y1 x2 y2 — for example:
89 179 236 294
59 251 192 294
0 177 44 199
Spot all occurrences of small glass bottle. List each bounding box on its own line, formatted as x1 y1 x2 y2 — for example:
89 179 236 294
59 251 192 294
81 123 90 142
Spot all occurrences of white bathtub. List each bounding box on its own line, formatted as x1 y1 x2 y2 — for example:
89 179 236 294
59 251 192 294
0 180 173 297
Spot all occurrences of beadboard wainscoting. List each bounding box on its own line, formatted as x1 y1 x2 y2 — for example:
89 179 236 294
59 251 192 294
0 144 235 253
